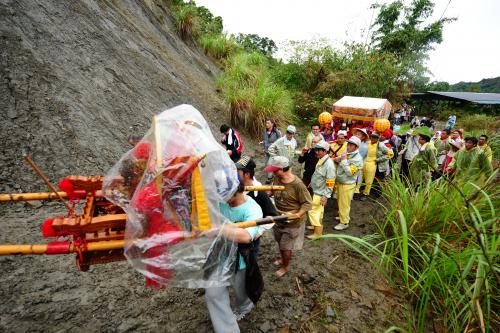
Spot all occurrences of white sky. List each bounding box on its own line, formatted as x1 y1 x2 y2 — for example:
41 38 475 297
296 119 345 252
194 0 500 84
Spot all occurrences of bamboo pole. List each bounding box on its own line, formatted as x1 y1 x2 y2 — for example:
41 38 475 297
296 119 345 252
0 214 300 255
0 187 282 202
23 154 72 211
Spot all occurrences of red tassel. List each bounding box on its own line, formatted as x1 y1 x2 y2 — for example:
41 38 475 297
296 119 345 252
58 178 75 197
133 143 150 160
42 218 56 238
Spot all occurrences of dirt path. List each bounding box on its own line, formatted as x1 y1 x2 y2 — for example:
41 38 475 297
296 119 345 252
0 185 408 333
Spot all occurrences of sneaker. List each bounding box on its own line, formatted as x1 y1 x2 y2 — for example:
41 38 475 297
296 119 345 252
233 304 254 321
334 223 349 230
335 216 340 220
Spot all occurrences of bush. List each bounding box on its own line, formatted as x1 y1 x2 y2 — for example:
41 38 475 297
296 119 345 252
456 114 499 132
320 173 499 332
198 34 240 60
217 52 294 136
172 4 200 40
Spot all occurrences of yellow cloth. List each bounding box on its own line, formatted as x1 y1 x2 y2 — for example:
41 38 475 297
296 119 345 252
330 141 347 158
308 194 325 227
366 142 378 163
362 160 377 195
336 183 356 225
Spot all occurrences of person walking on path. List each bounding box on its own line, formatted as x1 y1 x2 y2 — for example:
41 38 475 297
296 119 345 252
330 131 348 161
333 136 364 230
236 155 278 257
352 128 369 195
261 120 282 183
268 125 298 167
220 124 243 163
409 127 438 187
306 141 336 239
477 134 493 163
359 132 394 199
265 156 312 278
434 129 451 170
305 124 324 148
445 114 456 130
398 130 420 180
298 136 321 188
205 184 263 332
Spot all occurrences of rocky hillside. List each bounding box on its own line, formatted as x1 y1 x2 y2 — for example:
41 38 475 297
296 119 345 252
0 0 227 193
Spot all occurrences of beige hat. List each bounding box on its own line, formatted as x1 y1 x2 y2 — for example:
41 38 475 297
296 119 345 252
347 136 361 147
353 128 369 139
286 125 296 134
313 140 330 151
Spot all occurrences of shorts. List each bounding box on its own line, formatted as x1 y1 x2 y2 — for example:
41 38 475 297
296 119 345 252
273 221 305 251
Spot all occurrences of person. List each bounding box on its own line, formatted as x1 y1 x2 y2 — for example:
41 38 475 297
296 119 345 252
268 125 297 166
306 141 336 239
447 137 493 183
442 140 464 176
261 119 282 183
332 136 364 230
265 156 312 277
298 136 321 188
205 183 263 332
409 127 438 186
398 130 420 180
321 124 334 143
434 129 451 169
445 114 456 130
360 131 394 199
220 124 243 163
450 129 461 142
330 131 347 161
352 128 369 195
236 156 279 257
304 124 324 148
477 134 493 163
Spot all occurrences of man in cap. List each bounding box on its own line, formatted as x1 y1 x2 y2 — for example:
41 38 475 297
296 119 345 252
409 127 438 186
352 128 369 195
306 141 336 239
360 131 394 199
268 125 298 166
265 156 312 277
398 129 420 180
333 136 364 230
330 130 348 161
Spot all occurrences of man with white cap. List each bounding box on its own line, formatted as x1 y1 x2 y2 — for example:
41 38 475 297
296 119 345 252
306 140 336 239
268 125 298 166
265 156 312 277
333 136 364 230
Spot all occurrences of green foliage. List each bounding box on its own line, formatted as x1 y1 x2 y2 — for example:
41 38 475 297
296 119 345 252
320 174 499 332
370 0 455 84
451 77 500 94
172 3 200 40
198 34 240 60
193 3 223 35
235 33 277 56
217 52 294 136
456 114 499 132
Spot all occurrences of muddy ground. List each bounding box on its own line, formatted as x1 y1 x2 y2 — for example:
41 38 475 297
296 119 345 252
0 151 409 333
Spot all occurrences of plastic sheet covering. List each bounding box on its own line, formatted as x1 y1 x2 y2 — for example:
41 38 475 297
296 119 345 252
103 105 239 288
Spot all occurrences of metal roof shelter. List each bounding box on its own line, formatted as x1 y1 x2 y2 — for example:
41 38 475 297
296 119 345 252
411 91 500 105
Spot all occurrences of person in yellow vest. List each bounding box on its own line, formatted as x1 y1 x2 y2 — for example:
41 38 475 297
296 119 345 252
306 141 336 239
332 136 364 230
478 134 493 163
359 131 394 200
330 131 348 161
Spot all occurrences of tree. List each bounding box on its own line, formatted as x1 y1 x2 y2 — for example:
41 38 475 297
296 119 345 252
235 33 277 56
370 0 455 84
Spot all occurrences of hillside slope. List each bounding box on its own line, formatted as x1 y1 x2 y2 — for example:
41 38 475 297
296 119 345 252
0 0 226 192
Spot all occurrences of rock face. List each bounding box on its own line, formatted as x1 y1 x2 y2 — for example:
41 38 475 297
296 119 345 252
0 0 226 192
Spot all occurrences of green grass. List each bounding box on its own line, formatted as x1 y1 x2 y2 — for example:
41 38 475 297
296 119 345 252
198 34 240 60
216 52 295 136
456 114 499 132
319 173 499 332
172 4 200 40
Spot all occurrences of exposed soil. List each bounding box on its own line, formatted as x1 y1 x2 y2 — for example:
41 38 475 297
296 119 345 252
0 181 409 333
0 1 409 332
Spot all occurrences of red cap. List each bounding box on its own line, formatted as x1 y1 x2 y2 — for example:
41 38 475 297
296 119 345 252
383 129 393 138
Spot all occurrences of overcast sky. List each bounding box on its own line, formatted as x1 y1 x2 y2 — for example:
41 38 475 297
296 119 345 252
194 0 500 84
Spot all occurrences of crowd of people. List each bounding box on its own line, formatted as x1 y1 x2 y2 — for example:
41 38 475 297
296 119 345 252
211 114 494 332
